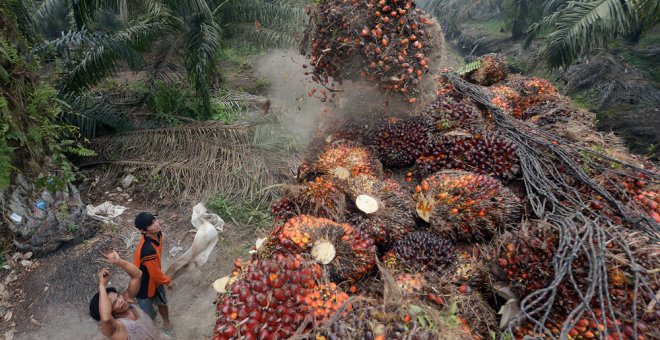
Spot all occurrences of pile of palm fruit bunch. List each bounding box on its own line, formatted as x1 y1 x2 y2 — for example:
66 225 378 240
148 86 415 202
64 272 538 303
211 24 659 340
300 0 438 103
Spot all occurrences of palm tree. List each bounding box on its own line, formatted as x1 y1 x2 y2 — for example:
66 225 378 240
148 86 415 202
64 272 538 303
525 0 660 69
34 0 306 125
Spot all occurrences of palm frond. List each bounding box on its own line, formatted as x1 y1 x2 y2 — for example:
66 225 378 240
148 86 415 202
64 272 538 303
62 93 130 138
164 0 214 16
251 120 302 156
34 29 144 94
225 24 300 48
184 14 223 117
34 0 69 28
539 0 631 69
144 38 186 85
8 0 42 44
215 90 268 110
216 0 306 48
84 122 292 202
525 0 658 68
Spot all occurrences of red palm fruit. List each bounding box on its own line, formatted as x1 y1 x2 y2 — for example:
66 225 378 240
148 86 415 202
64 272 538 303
274 215 377 281
370 116 430 168
413 170 521 241
417 130 520 180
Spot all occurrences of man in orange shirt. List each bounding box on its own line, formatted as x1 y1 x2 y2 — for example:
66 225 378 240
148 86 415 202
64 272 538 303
133 212 173 331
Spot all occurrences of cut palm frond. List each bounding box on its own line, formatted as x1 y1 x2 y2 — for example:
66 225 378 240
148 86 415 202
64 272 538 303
84 122 294 202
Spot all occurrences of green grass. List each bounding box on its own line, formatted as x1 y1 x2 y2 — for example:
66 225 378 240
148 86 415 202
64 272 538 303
219 46 260 71
210 100 241 124
464 19 509 41
570 90 597 110
207 193 273 230
610 32 660 83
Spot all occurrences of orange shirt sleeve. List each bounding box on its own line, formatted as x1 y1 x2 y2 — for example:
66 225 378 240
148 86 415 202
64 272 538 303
142 258 171 285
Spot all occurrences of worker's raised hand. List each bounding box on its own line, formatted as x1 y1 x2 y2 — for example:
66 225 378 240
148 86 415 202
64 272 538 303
101 247 120 265
98 268 111 287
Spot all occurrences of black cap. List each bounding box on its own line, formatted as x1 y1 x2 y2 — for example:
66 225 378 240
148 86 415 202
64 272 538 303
134 212 155 230
89 287 118 321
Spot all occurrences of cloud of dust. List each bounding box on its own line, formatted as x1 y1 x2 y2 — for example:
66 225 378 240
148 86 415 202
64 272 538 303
253 49 410 142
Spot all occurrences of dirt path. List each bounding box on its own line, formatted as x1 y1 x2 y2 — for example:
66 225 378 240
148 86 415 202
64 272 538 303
10 202 255 340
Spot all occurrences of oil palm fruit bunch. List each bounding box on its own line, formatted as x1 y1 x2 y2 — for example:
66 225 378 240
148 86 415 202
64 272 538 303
422 94 484 132
346 174 417 247
314 300 467 340
302 282 351 322
270 197 299 222
274 215 376 281
299 176 346 219
465 54 508 86
304 0 434 102
393 231 454 272
413 170 521 241
314 142 383 180
496 234 556 299
371 116 430 168
417 131 520 180
490 75 559 120
213 253 321 339
394 273 427 295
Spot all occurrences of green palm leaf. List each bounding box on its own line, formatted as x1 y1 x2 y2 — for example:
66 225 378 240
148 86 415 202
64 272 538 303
184 14 222 117
36 29 144 94
526 0 659 69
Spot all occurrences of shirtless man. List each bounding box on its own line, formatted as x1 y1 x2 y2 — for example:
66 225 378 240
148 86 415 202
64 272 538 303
88 248 170 340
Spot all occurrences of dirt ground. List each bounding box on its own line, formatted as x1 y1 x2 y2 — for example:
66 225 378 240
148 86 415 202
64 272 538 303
5 183 258 340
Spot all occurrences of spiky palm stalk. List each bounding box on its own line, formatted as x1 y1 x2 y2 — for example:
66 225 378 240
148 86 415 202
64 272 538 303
525 0 660 69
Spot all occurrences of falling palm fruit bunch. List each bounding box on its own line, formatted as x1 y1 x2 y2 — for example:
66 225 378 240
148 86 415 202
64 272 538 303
314 300 469 340
422 94 484 132
371 116 430 168
413 170 521 241
213 254 324 340
314 142 383 180
417 131 520 180
274 215 377 281
393 231 454 272
304 0 434 102
346 174 416 247
464 54 508 86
